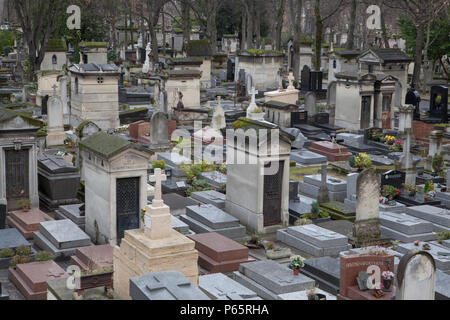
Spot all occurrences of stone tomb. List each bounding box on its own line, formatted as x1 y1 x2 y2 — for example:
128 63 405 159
190 190 226 209
299 174 347 202
37 152 80 210
277 224 351 257
301 257 341 295
380 211 435 242
395 242 450 272
6 208 54 240
113 169 199 299
8 260 68 300
309 141 352 162
130 271 210 300
188 232 255 273
279 288 336 300
54 203 85 229
232 260 316 300
337 253 395 300
33 219 92 258
70 244 113 272
0 228 36 269
181 204 246 240
199 273 261 300
405 205 450 232
290 150 327 165
160 193 197 216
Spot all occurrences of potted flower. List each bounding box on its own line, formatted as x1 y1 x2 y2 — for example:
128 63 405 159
373 284 385 298
289 255 305 275
350 153 372 171
17 199 31 212
381 271 395 292
402 183 416 197
64 137 74 148
414 240 420 246
389 141 403 152
140 208 147 227
383 135 395 145
382 185 399 201
422 243 431 251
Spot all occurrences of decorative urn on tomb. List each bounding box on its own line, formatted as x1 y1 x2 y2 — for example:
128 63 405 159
381 271 394 292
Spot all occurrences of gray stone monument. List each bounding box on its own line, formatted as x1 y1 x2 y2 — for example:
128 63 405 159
130 271 210 300
46 86 66 147
317 165 330 204
59 76 69 125
211 96 226 131
149 112 169 151
305 92 317 117
352 169 382 245
396 251 436 300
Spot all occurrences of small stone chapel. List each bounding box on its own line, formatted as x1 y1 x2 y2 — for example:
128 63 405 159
80 132 152 245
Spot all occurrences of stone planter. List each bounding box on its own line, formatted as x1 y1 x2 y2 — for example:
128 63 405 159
0 248 37 269
265 248 291 260
75 271 113 296
382 277 393 292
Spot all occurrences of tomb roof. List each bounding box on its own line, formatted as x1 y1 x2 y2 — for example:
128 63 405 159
186 40 212 57
167 57 203 66
231 117 295 144
69 63 119 75
0 108 43 129
358 48 413 64
80 132 151 159
167 69 202 79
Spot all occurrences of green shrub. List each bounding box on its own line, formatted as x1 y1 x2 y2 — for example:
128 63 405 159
432 153 444 174
424 180 435 193
9 255 33 267
382 185 398 198
34 251 54 262
152 160 166 170
0 248 15 258
436 231 450 244
348 155 356 167
16 246 32 257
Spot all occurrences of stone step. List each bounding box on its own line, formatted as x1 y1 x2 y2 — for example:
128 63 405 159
6 216 34 240
69 254 90 272
8 267 43 300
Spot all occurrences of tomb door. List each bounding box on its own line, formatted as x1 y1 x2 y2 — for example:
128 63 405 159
263 161 284 227
116 177 140 245
360 96 371 129
382 94 392 129
5 149 29 210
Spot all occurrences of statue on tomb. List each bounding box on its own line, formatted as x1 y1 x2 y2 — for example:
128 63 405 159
176 90 184 110
287 71 296 90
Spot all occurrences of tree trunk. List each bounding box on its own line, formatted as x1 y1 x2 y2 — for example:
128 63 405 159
149 24 159 66
182 0 191 46
255 5 261 49
275 0 285 51
241 10 247 50
246 1 254 50
422 21 431 94
380 5 390 48
162 11 166 56
346 0 356 50
314 1 323 70
412 22 425 89
207 13 217 54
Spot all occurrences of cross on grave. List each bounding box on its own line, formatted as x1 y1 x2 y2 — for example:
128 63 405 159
274 273 294 285
52 84 58 96
146 274 192 300
217 95 222 107
249 87 258 105
149 168 167 203
214 287 244 300
319 165 328 186
47 267 65 279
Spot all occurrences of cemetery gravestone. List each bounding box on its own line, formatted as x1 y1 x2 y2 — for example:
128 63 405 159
353 169 383 245
396 251 436 300
429 85 448 123
149 111 169 151
381 170 405 190
379 212 435 242
46 92 66 147
199 273 261 300
190 190 226 209
405 88 421 121
130 271 210 300
6 208 54 240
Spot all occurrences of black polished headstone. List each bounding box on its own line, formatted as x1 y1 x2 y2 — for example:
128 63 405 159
405 88 421 121
291 110 308 127
381 170 405 189
429 85 449 123
289 181 299 201
314 112 329 125
301 65 311 91
227 58 235 82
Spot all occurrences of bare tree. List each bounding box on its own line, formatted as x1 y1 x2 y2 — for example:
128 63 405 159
13 0 64 81
346 0 357 49
191 0 222 54
288 0 303 80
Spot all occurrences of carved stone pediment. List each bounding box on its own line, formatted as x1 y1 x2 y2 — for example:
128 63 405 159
110 150 149 171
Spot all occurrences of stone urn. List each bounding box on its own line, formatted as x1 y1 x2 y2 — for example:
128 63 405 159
382 277 393 292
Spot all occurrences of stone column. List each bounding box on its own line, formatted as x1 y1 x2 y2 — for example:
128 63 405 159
46 96 66 147
59 76 69 125
426 130 443 172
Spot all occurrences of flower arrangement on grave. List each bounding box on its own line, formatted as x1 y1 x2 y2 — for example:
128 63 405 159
8 246 34 268
266 241 275 250
381 271 395 292
414 240 420 246
64 137 74 148
382 185 400 201
17 198 31 212
383 135 396 145
0 248 14 259
290 255 305 275
424 181 436 199
34 251 54 262
391 240 400 251
349 153 372 171
402 183 416 197
243 233 264 249
263 241 292 260
389 141 403 152
422 243 431 251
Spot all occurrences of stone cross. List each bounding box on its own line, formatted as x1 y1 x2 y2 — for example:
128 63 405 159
217 95 222 107
249 87 258 105
288 72 295 90
52 84 58 97
319 165 328 186
47 267 65 278
214 287 243 300
149 168 167 202
146 274 191 300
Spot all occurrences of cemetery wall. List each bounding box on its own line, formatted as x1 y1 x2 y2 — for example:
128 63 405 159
238 55 284 91
166 78 201 110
